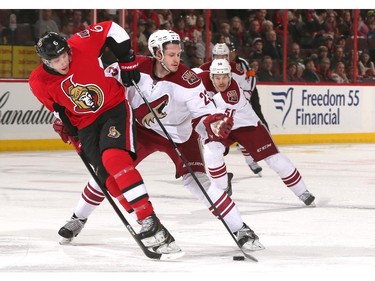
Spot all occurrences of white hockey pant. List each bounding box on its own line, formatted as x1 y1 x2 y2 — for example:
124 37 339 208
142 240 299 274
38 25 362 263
183 172 243 232
203 141 229 191
264 153 307 196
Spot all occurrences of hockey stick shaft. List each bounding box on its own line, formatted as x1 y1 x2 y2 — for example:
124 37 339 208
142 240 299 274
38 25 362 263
68 136 163 260
131 80 257 262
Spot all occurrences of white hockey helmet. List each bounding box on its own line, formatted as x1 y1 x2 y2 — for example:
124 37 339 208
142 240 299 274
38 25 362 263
209 58 232 79
212 43 230 60
148 29 181 58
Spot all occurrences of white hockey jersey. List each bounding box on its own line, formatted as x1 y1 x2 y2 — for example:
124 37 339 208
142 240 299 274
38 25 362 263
106 56 216 143
198 71 260 130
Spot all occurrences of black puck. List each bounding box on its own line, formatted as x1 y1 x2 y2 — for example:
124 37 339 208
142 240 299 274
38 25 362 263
233 255 245 261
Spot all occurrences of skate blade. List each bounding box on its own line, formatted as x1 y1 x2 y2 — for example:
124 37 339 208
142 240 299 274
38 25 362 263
59 237 73 245
160 251 185 260
306 201 316 208
257 172 262 177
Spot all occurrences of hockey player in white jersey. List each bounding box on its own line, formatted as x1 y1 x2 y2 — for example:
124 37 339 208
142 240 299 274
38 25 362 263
57 30 265 254
199 43 263 177
198 59 315 206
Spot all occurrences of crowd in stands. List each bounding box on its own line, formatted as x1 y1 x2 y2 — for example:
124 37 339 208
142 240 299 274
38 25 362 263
2 9 375 83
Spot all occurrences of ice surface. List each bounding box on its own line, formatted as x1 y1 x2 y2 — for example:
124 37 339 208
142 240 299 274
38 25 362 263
1 144 374 280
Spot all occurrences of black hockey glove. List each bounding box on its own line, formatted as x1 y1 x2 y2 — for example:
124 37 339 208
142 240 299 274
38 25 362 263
119 49 140 87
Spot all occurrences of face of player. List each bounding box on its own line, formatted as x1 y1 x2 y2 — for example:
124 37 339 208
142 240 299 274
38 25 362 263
45 52 70 75
212 73 230 92
161 43 181 73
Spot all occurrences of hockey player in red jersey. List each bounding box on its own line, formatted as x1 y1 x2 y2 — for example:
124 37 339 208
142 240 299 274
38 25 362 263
56 29 265 254
199 59 315 206
199 43 264 178
29 21 183 258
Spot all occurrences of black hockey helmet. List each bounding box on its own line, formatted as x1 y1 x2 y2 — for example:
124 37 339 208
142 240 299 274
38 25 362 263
35 32 70 60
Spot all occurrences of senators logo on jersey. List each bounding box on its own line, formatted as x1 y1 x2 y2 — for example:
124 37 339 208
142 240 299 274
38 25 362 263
108 126 121 138
134 95 169 127
62 75 104 113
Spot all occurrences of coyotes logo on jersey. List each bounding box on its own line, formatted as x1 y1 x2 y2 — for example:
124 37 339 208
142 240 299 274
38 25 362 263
62 75 104 113
134 95 169 127
226 90 239 103
182 70 200 85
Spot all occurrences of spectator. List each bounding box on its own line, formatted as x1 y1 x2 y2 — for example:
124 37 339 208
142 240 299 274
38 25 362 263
257 55 282 82
136 19 148 48
316 57 335 82
173 16 194 42
324 11 339 39
254 9 267 31
331 45 347 69
71 10 88 34
358 50 375 77
316 45 330 64
214 22 235 45
139 10 160 29
182 41 202 68
144 20 157 40
367 19 375 39
288 42 305 64
248 37 264 60
191 14 205 43
331 61 350 83
302 58 320 82
296 62 305 81
195 30 213 62
34 9 60 38
243 19 262 47
184 10 198 28
287 61 299 81
358 14 369 37
0 22 11 44
249 59 260 76
337 10 353 38
229 16 244 46
263 30 282 60
261 20 274 39
157 9 174 28
59 19 74 40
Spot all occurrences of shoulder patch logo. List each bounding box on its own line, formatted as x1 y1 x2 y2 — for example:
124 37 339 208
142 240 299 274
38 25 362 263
182 70 199 85
108 126 121 138
227 90 239 103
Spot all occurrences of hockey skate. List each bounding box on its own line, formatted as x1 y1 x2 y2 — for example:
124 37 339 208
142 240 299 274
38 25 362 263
226 172 234 196
234 223 265 251
249 161 262 177
58 214 87 245
299 190 316 207
138 213 184 259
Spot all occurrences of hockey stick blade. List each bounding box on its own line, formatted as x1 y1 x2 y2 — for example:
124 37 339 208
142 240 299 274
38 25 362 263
67 136 175 260
131 80 258 262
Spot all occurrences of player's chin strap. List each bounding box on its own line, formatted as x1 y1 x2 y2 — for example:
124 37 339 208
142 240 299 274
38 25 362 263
131 79 258 262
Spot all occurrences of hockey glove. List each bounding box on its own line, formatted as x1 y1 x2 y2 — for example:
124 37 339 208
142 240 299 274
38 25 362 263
119 49 140 87
203 113 234 141
53 118 70 144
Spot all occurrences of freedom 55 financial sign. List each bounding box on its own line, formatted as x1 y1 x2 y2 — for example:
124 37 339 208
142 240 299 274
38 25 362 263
257 85 375 135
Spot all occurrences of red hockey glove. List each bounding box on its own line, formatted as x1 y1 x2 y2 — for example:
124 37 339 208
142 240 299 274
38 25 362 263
119 49 140 87
203 113 234 141
52 118 70 143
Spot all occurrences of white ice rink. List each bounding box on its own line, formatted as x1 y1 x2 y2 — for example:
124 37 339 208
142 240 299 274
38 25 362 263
1 143 374 280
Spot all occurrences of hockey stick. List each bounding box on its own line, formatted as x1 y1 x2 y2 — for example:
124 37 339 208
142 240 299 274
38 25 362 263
131 80 258 262
67 136 180 260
